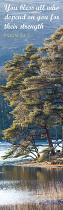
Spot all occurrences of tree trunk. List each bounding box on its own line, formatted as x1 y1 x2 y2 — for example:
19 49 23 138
62 124 63 153
45 124 55 154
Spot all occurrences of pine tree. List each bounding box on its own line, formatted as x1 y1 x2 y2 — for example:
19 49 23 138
0 44 43 159
1 29 63 159
39 26 63 151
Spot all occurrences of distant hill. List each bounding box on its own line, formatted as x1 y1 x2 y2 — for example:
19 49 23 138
0 67 7 85
0 67 13 140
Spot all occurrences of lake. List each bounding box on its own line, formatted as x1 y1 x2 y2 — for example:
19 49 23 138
0 142 63 209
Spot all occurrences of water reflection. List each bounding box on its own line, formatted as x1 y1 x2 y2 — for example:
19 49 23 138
0 166 63 182
0 166 63 205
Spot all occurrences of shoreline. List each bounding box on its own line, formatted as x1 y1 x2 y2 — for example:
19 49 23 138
14 161 63 168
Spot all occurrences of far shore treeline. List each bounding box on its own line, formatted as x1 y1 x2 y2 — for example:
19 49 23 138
0 26 63 159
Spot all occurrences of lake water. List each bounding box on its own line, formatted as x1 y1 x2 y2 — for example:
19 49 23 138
0 142 63 207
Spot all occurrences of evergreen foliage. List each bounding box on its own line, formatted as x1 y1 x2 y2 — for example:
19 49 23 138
39 26 63 144
0 27 63 159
